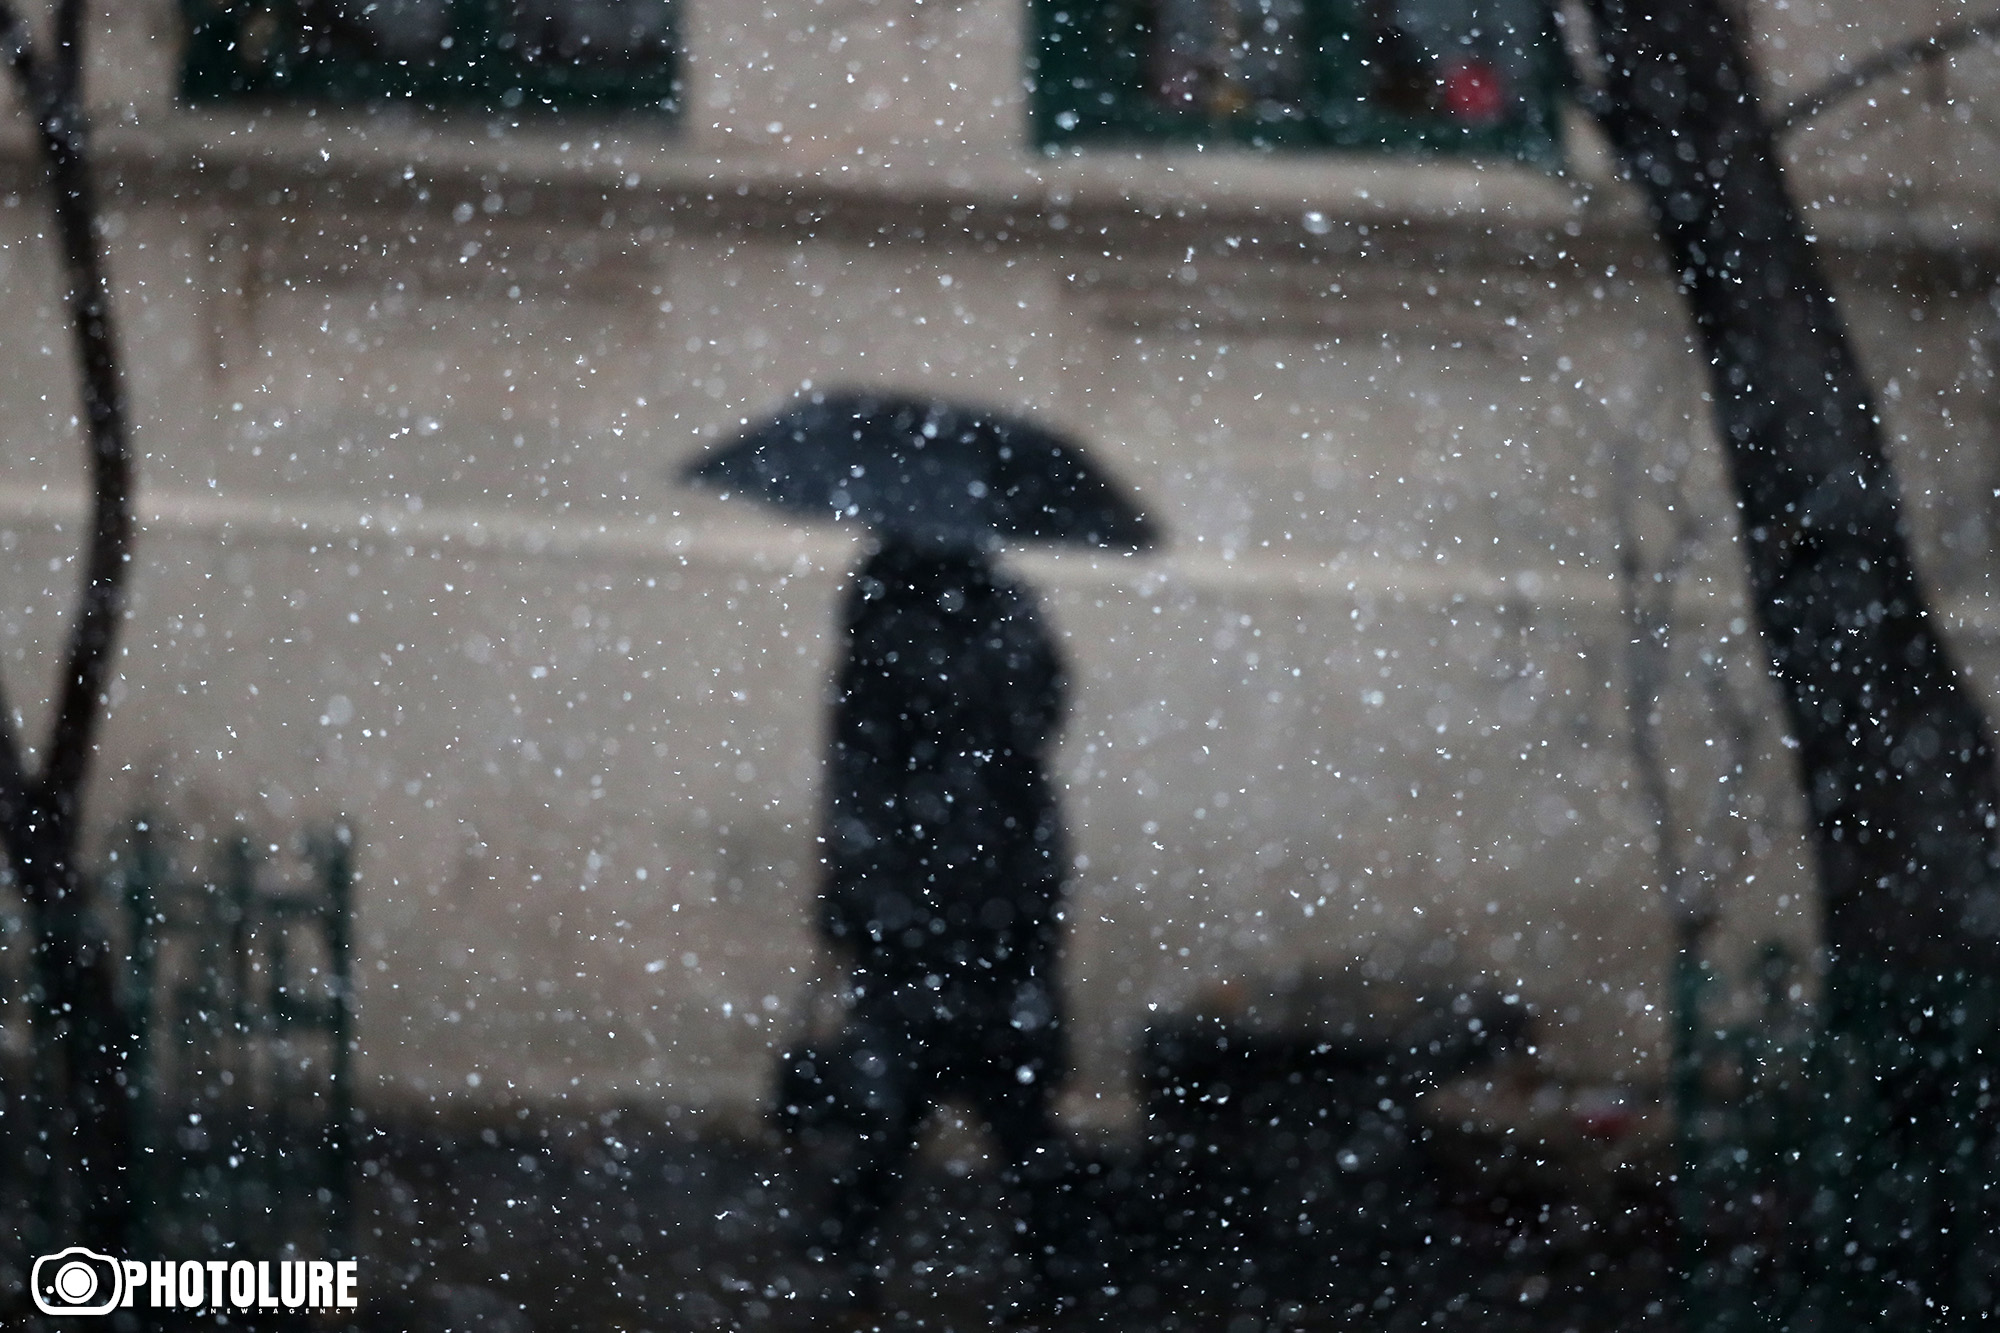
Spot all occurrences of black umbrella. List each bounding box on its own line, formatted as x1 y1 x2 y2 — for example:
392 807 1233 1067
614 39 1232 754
680 388 1156 550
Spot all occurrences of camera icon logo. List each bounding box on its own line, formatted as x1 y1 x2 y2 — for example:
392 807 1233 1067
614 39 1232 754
31 1247 124 1316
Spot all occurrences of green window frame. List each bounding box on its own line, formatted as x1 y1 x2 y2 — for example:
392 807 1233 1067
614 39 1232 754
181 1 680 114
1029 0 1566 164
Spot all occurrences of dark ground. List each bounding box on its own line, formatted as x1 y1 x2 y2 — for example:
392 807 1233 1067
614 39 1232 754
337 1092 1673 1333
0 1104 1674 1331
1 1055 1679 1332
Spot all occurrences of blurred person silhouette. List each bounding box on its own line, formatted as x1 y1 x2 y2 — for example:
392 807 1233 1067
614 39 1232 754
681 389 1154 1324
809 536 1071 1320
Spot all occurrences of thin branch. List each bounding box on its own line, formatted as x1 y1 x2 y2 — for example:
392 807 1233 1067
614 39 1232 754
51 0 76 75
35 33 131 816
0 0 136 1252
0 0 134 834
0 2 37 841
1608 418 1713 950
0 696 26 840
52 0 79 92
0 1 35 83
1776 6 2000 133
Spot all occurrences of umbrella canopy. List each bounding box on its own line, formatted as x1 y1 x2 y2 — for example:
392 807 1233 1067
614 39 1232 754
680 389 1157 550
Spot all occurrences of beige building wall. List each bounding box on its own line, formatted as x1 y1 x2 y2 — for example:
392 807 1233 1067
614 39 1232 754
0 0 1992 1127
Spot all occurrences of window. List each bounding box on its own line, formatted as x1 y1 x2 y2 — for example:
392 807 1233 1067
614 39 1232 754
182 1 680 113
1031 0 1564 162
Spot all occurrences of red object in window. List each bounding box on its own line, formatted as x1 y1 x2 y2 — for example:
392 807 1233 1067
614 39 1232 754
1574 1103 1638 1141
1444 60 1507 122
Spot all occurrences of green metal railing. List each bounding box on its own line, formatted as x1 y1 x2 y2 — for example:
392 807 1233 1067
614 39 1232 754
113 818 356 1259
1674 943 2000 1329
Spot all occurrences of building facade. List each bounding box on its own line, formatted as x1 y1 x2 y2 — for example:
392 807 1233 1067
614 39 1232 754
0 0 1996 1129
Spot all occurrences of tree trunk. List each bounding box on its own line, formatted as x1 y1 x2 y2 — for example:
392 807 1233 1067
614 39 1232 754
1581 0 2000 1316
22 835 132 1249
0 0 137 1252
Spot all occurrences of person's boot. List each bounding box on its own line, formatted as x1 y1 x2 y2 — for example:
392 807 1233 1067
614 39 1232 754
806 1241 884 1330
993 1279 1065 1329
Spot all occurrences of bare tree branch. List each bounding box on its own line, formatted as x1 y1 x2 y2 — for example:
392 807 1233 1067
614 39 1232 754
0 1 35 81
37 95 133 818
1584 0 2000 1301
1776 5 2000 133
0 696 27 838
1609 440 1709 938
0 5 39 848
0 0 140 1253
51 0 79 90
0 0 136 850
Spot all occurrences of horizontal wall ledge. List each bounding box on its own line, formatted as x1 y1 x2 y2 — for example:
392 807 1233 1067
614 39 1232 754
11 484 1994 651
0 480 1786 622
0 111 1987 267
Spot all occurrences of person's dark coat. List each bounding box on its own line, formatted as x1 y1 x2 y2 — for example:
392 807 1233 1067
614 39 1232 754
819 541 1068 1072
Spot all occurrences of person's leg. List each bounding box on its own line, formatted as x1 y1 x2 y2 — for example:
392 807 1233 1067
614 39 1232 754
975 1070 1070 1313
820 1024 933 1310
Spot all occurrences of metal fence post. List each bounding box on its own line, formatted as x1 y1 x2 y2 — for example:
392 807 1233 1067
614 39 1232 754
317 822 355 1257
120 816 163 1248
